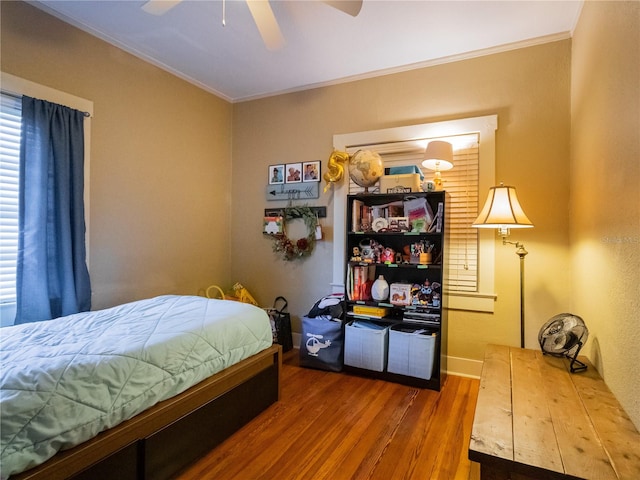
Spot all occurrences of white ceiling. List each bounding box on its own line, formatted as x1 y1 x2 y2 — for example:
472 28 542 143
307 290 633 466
33 1 584 103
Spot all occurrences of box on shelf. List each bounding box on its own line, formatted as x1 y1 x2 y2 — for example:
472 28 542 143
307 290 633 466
344 320 389 372
389 283 412 306
387 325 437 380
379 174 422 194
352 305 390 318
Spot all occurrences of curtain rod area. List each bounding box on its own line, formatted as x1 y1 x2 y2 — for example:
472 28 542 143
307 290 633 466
1 89 91 117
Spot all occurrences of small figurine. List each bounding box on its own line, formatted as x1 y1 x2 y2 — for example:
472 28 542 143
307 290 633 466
350 246 362 262
380 247 395 263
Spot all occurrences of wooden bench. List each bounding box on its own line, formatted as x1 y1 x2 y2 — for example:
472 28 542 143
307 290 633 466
469 344 640 480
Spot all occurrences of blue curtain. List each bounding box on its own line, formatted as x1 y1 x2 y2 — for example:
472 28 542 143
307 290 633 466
15 96 91 324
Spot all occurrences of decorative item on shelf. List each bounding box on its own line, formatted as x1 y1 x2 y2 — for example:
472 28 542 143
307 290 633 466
410 280 441 307
380 247 395 264
359 238 378 263
389 283 412 306
379 173 422 193
419 252 432 265
268 205 318 261
404 196 434 231
473 183 533 348
402 245 412 263
348 150 384 193
388 216 409 232
409 241 433 264
353 305 390 318
371 275 390 302
371 217 388 232
381 166 424 194
422 140 454 191
411 218 426 233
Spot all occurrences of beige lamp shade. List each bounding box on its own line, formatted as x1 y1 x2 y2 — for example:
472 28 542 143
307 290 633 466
473 184 533 229
421 140 454 171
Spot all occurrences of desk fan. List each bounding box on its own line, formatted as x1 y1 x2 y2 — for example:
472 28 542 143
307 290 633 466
538 313 589 373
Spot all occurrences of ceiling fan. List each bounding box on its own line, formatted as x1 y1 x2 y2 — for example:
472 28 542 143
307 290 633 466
141 0 363 51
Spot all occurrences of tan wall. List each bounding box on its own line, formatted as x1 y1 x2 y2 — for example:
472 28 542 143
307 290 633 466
570 1 640 428
232 41 573 361
1 1 233 309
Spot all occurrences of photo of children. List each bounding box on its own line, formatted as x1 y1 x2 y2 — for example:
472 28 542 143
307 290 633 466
269 165 284 184
303 161 320 182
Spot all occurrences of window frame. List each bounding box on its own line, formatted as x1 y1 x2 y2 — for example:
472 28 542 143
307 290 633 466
331 115 498 313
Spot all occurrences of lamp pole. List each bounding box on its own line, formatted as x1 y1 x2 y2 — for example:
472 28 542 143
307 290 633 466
505 239 528 348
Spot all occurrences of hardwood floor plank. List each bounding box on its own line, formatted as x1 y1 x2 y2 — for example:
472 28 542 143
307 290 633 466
176 350 480 480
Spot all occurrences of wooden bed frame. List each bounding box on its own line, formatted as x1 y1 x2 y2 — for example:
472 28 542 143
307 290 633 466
12 344 282 480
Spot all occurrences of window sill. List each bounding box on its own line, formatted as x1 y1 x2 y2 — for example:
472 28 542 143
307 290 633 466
445 291 496 313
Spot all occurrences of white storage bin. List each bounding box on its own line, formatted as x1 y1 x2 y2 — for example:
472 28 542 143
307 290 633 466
344 321 389 372
387 325 436 380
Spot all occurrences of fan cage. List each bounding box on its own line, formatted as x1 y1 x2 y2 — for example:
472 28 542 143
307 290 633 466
538 313 589 373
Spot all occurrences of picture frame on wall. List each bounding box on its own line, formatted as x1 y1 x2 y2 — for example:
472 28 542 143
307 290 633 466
269 164 285 185
285 163 302 183
303 161 321 182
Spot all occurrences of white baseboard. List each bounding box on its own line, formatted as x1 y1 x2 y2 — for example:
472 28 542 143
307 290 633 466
445 355 482 379
292 332 482 379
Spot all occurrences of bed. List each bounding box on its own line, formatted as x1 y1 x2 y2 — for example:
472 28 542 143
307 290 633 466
0 295 281 480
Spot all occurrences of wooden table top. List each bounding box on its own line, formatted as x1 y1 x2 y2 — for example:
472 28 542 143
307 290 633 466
469 344 640 480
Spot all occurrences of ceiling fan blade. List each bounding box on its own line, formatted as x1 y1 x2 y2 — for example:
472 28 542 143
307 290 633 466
246 0 286 51
141 0 183 16
323 0 363 17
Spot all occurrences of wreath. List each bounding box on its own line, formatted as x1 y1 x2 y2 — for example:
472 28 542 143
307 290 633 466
271 206 318 261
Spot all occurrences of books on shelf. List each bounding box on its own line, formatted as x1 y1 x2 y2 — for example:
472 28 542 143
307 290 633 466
350 199 404 233
346 263 375 301
350 196 442 235
427 202 444 233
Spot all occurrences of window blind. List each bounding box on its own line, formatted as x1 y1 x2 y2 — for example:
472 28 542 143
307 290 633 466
0 93 21 304
347 134 480 293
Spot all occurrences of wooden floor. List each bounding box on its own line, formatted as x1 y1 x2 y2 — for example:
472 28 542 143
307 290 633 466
176 350 481 480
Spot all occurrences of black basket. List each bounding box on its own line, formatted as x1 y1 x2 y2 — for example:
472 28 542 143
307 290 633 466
266 296 293 352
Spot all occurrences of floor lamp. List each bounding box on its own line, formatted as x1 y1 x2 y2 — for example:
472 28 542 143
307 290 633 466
472 184 534 348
